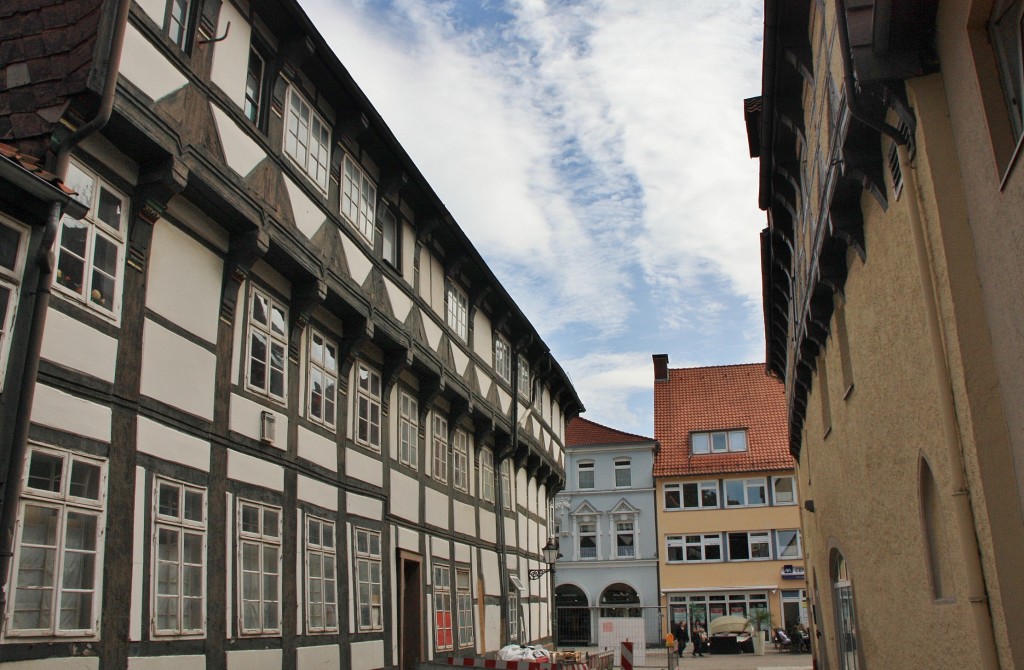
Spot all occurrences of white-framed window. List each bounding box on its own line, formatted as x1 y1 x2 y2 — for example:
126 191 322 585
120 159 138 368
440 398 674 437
517 354 530 399
616 520 636 558
246 286 287 402
304 515 338 633
54 160 127 319
237 500 281 635
991 0 1024 142
6 446 106 637
433 563 453 652
284 87 330 193
833 553 861 670
772 476 797 505
456 567 474 648
508 577 523 642
666 533 722 563
691 429 747 454
355 363 382 450
354 528 383 631
724 478 768 508
152 477 206 636
663 481 719 510
578 522 597 559
494 334 511 382
577 461 594 490
446 281 468 341
165 0 193 49
453 429 469 492
614 458 631 488
727 531 772 561
398 391 419 469
341 154 377 242
307 327 338 429
381 207 399 268
500 459 512 510
432 413 449 484
244 46 265 124
0 217 28 391
776 529 803 559
479 448 495 503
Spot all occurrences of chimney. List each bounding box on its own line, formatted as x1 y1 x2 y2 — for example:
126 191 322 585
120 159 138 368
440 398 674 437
653 354 669 382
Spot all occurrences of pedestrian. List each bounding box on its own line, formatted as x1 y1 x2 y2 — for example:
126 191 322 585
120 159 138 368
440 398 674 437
673 621 689 657
692 623 706 657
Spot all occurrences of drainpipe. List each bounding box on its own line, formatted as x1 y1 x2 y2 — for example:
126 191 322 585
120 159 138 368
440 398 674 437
494 353 519 647
0 0 133 623
896 142 999 670
835 0 999 665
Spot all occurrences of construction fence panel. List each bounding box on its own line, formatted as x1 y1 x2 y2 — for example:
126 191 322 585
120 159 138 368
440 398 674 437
554 606 671 669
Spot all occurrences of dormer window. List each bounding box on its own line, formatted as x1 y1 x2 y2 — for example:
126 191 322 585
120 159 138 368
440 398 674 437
285 87 331 194
341 155 376 242
691 429 748 454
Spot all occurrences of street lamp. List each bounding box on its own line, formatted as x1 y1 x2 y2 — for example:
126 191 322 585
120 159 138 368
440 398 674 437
529 539 561 580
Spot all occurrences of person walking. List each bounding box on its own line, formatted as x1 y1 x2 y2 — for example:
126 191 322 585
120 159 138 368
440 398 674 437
673 621 689 658
692 623 707 657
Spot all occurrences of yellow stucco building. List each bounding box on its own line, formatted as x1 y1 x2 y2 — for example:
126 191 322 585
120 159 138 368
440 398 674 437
748 1 1024 668
652 358 806 648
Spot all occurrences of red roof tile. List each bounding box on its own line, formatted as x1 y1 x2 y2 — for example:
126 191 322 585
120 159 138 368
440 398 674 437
0 141 74 195
566 417 653 447
653 362 791 477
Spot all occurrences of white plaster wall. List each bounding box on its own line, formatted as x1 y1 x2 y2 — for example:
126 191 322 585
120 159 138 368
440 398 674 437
209 1 250 108
401 221 415 281
384 276 413 323
4 660 98 670
504 517 516 545
497 388 511 415
424 487 449 530
140 319 216 420
345 447 383 487
31 384 111 442
127 657 206 670
147 219 222 345
346 492 383 521
134 0 164 24
474 311 493 362
297 425 337 471
339 230 372 286
136 417 210 471
479 510 496 544
451 344 469 377
226 649 282 670
40 309 118 382
428 254 445 317
481 549 500 595
454 542 471 564
350 640 385 670
422 311 442 350
227 449 284 491
120 25 187 101
164 196 229 253
390 470 419 522
229 392 288 448
430 535 450 560
284 175 327 240
129 466 146 641
517 469 528 508
211 106 266 179
454 499 475 537
296 644 341 670
484 603 502 649
397 525 419 551
297 475 338 511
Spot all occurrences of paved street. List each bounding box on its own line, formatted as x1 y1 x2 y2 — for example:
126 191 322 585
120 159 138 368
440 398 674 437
567 647 814 670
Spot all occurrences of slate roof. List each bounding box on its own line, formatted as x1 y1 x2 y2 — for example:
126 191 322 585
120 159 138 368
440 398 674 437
653 362 791 477
566 417 653 447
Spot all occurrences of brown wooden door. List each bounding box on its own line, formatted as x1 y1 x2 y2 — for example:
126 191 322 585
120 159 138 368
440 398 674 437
399 551 423 670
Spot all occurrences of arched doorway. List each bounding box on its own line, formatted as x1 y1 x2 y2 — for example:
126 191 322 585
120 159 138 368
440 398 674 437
599 583 640 617
555 584 590 645
832 551 860 670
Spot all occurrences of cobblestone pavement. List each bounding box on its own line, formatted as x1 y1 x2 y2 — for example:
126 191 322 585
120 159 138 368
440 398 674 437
564 646 814 670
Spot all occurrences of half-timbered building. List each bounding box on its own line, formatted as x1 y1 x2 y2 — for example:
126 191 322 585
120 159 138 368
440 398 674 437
0 1 582 668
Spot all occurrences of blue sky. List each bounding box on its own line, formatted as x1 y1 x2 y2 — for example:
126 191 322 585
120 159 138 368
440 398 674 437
299 0 767 438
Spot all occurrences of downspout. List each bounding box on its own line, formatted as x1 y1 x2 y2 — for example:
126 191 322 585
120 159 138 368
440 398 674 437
835 0 999 665
494 354 519 646
896 142 999 670
0 0 132 621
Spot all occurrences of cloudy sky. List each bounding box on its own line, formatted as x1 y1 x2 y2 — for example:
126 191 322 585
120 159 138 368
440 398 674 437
299 0 767 437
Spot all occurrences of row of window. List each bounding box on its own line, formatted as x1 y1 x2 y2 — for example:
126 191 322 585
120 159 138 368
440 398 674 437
5 446 378 639
665 529 802 564
576 519 638 559
576 458 633 489
663 476 796 511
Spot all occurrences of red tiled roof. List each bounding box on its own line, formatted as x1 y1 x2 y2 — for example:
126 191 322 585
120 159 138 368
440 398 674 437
566 417 653 447
0 142 75 195
653 362 791 477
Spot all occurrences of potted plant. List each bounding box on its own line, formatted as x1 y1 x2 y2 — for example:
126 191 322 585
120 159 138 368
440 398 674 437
747 608 773 656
